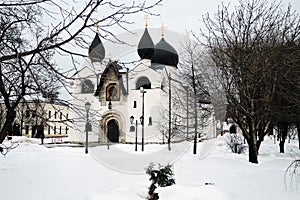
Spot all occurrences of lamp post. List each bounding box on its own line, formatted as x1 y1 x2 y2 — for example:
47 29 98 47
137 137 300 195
140 116 144 151
130 116 138 151
85 102 91 154
107 100 112 150
140 87 146 151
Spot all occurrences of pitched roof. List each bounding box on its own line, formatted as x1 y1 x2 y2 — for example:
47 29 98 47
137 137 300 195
94 61 127 96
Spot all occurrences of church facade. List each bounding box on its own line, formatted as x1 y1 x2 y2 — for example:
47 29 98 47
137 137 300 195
68 24 216 144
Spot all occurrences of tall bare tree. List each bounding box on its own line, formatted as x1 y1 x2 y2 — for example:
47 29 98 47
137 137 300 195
199 0 300 163
0 0 161 144
178 35 214 154
272 40 300 152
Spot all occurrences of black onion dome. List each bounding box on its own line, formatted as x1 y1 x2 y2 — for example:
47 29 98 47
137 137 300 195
88 33 105 62
151 38 178 67
137 28 154 59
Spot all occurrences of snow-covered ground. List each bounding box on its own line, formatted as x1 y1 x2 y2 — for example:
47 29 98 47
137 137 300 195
0 136 299 200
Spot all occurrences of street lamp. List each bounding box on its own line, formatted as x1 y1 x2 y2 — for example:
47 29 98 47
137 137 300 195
107 100 112 150
140 115 144 151
130 116 138 151
140 87 146 151
130 115 134 124
85 102 91 154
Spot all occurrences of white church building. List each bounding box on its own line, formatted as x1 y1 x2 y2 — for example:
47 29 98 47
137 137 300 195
68 23 216 144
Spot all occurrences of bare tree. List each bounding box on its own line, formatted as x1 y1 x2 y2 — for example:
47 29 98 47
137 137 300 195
177 35 214 154
199 0 300 163
0 0 161 144
272 40 300 152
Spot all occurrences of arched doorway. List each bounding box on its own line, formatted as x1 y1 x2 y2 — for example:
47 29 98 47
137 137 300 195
107 119 119 142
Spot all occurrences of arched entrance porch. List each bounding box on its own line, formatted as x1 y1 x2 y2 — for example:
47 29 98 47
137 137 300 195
100 111 125 143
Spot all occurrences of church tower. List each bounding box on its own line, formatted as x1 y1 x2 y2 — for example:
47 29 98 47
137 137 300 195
68 28 106 143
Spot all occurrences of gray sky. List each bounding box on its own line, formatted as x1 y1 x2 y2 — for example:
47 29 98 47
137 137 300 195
124 0 300 34
95 0 300 64
56 0 300 69
57 0 299 99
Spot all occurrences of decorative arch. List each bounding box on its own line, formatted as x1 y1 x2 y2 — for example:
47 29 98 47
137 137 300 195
100 111 126 143
136 76 151 89
81 79 94 93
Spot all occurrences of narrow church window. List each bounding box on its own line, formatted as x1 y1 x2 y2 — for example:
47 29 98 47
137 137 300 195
136 76 151 89
48 126 51 134
133 101 137 108
48 111 51 119
149 117 152 126
81 79 95 94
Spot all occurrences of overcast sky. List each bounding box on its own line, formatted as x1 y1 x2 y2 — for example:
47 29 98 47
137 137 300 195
57 0 300 68
123 0 300 34
57 0 299 99
98 0 300 63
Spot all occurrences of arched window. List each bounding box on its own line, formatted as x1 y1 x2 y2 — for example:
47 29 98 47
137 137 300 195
106 83 120 101
136 76 151 90
81 79 94 93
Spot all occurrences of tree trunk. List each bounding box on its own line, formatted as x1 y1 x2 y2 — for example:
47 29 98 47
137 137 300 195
297 121 300 149
278 121 288 153
256 139 262 154
279 141 285 153
248 100 258 164
249 139 258 163
193 133 197 154
256 122 266 154
0 110 16 143
248 124 258 163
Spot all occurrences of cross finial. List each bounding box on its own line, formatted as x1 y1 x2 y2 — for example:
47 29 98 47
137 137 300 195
161 23 165 38
144 14 149 28
96 20 99 33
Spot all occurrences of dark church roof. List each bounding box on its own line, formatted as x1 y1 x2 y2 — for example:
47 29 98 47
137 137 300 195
88 33 105 62
137 28 154 59
151 37 178 67
94 61 127 96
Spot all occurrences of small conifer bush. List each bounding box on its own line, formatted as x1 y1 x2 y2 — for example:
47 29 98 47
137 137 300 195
146 163 175 200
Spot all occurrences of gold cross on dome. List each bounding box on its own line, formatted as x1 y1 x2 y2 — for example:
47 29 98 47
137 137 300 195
161 23 165 38
96 20 99 33
144 14 149 28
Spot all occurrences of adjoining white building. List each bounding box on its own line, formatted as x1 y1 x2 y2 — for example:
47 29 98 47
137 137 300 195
0 96 69 139
69 23 216 144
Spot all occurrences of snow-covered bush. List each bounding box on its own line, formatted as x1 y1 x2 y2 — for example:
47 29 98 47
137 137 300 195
224 133 247 154
146 163 175 200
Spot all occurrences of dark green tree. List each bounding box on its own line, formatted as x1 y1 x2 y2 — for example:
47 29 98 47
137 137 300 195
146 163 175 200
